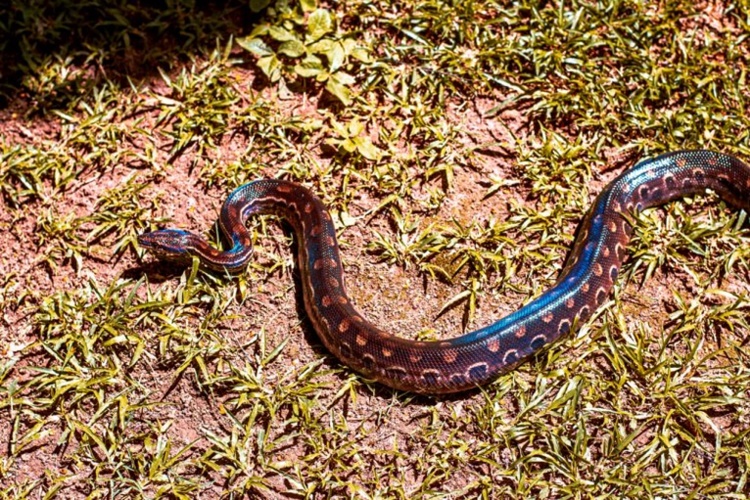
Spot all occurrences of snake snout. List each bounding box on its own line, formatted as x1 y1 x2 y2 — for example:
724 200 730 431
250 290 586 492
138 229 202 260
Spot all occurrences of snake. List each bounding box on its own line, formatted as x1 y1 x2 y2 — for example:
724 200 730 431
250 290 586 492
138 150 750 394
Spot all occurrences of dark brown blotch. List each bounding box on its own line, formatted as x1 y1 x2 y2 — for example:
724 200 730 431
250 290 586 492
558 319 571 335
362 354 375 370
610 266 618 280
530 335 546 350
421 370 441 385
615 243 626 260
340 341 353 359
579 305 590 319
385 366 408 380
467 363 488 382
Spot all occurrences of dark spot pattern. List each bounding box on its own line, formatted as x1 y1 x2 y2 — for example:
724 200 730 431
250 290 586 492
610 266 618 280
139 151 750 394
362 355 375 371
530 336 546 350
422 370 441 385
340 342 353 359
385 367 408 380
558 320 571 335
468 363 488 381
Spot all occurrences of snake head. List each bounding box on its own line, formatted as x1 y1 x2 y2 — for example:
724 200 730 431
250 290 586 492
138 229 204 265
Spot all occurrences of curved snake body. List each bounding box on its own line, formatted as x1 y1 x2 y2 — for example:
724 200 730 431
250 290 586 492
139 150 750 394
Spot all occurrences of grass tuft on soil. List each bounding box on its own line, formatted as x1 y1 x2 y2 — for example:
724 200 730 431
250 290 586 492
1 0 749 498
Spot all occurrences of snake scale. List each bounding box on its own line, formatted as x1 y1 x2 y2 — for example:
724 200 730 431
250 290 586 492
139 150 750 394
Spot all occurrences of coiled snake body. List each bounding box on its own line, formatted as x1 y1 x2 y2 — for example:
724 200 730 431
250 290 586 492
139 150 750 394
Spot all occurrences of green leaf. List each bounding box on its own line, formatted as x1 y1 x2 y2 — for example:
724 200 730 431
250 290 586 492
307 9 333 43
278 40 306 58
307 39 334 54
236 37 273 56
326 77 351 105
340 138 357 153
330 118 349 137
353 136 381 161
249 0 270 13
268 26 297 42
247 23 270 38
300 0 316 11
332 71 355 85
350 47 371 63
294 55 325 78
328 42 346 72
257 54 282 82
347 120 364 137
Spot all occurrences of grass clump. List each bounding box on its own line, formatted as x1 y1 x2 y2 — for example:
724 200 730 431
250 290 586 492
0 0 749 498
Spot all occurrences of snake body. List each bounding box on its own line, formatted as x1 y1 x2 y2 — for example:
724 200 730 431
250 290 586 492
139 150 750 394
